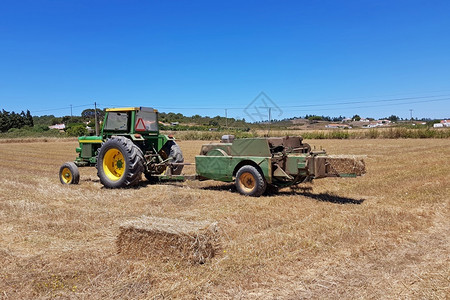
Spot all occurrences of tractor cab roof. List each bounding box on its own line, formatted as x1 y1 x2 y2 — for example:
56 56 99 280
105 107 158 113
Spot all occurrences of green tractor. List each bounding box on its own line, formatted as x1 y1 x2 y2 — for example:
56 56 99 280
59 107 183 188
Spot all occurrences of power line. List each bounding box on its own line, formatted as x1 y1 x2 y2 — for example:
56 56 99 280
275 97 450 113
32 103 93 113
28 93 450 115
111 94 450 111
277 94 450 109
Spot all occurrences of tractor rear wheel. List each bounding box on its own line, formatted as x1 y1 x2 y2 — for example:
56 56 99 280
235 165 266 197
59 162 80 184
97 136 144 188
162 140 184 175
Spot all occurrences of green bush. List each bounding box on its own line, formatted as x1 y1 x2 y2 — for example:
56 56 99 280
66 125 88 137
32 125 50 132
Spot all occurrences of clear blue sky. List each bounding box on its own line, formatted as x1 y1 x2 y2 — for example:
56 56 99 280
1 0 449 120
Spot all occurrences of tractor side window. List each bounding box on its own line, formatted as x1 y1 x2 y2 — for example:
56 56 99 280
104 112 129 131
135 111 158 132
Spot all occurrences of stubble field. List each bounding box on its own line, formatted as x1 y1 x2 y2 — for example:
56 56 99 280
0 138 449 299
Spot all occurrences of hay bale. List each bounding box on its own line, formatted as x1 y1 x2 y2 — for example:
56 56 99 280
117 216 220 264
326 155 366 176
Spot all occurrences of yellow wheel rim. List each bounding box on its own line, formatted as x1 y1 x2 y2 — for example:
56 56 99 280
61 167 72 184
239 172 256 193
103 148 126 181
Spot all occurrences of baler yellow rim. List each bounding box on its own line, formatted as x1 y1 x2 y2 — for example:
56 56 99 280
239 172 256 193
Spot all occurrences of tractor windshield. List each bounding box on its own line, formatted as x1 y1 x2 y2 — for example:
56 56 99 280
104 112 129 131
135 111 158 132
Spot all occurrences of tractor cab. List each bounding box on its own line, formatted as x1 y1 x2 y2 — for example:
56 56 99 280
102 107 159 137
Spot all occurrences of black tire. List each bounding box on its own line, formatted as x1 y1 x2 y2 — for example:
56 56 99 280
59 162 80 184
235 165 266 197
96 136 144 188
162 140 184 175
302 143 311 153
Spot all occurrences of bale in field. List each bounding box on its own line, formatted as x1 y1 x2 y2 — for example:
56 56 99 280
326 155 366 176
117 216 220 264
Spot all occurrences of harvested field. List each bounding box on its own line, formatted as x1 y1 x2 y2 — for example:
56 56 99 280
0 138 449 299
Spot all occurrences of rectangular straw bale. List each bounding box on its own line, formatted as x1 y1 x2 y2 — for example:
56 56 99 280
117 216 220 264
326 155 366 176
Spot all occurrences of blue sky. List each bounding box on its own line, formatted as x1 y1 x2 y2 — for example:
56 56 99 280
1 0 449 120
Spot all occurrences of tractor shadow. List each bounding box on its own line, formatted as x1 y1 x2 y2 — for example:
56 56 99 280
135 180 185 189
81 177 100 183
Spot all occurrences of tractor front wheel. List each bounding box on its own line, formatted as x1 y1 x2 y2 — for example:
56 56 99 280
235 165 266 197
97 136 144 188
59 162 80 184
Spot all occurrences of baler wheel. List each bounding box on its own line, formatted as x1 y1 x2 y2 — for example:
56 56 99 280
235 165 266 197
97 136 144 188
59 162 80 184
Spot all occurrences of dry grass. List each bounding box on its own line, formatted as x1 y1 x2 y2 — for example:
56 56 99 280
0 139 449 299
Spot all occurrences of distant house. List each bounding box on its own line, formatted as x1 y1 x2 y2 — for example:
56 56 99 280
359 118 370 122
49 124 65 130
342 118 352 123
171 122 179 126
434 120 450 128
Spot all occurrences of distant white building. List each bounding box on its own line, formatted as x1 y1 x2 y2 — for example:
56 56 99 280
49 124 65 130
363 123 380 128
434 120 450 128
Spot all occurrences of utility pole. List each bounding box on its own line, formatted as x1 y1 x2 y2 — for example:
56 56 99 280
94 102 99 136
268 107 272 134
409 109 413 120
70 104 73 118
225 109 228 128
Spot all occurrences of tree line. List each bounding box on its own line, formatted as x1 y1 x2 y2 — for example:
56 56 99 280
0 109 34 132
1 107 446 135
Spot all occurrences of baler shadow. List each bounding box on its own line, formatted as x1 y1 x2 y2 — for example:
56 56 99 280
137 181 364 205
200 184 236 192
284 191 365 205
201 185 364 204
